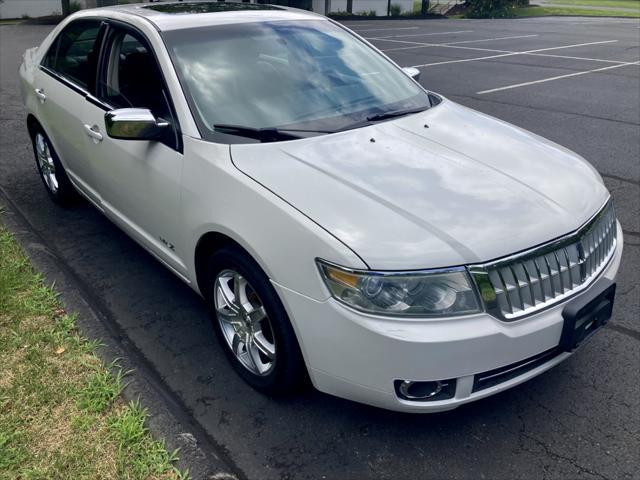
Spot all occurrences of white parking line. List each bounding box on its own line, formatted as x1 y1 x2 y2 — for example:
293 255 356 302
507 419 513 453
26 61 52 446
477 61 640 94
526 52 634 65
381 35 539 52
368 30 474 39
353 26 420 32
378 37 634 66
402 40 620 67
373 37 636 66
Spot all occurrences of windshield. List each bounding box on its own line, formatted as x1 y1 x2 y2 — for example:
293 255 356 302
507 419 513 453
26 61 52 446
162 20 431 143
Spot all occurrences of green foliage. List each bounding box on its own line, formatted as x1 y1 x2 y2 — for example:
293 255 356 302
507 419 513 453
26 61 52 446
77 360 127 413
513 4 639 16
109 400 185 479
390 3 403 15
465 0 523 17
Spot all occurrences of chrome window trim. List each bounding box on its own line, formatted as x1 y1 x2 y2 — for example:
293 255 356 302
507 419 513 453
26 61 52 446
469 198 617 321
39 64 90 97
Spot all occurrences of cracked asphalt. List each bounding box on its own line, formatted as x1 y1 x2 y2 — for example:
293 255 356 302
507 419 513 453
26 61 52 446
1 16 639 480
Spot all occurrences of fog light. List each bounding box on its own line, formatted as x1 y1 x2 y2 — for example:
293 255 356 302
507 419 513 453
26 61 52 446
394 379 456 402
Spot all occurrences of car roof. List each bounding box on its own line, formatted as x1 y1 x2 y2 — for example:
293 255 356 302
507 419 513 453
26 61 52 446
103 1 323 31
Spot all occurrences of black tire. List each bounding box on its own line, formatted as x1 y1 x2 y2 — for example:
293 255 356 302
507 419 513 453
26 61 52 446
30 125 78 206
205 245 308 395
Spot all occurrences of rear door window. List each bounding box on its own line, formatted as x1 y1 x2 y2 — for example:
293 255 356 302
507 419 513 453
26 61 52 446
43 20 102 90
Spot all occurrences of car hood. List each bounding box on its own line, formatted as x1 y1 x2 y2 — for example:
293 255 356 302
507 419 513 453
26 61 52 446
230 100 609 270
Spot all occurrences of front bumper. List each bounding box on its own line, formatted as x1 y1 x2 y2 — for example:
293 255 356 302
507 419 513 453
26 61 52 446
274 222 623 413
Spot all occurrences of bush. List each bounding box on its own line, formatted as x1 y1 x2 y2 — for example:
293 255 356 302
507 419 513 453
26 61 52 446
390 3 402 15
465 0 521 17
412 0 431 14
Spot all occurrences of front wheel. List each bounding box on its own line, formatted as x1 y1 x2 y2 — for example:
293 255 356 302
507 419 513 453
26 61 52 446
206 246 307 394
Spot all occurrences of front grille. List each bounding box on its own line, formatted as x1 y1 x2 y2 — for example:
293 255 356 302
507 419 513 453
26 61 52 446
471 201 617 321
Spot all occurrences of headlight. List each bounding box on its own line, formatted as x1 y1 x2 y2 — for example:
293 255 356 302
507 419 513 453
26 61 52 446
317 260 482 317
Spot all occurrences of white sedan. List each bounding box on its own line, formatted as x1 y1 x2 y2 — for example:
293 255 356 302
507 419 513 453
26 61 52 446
20 1 622 412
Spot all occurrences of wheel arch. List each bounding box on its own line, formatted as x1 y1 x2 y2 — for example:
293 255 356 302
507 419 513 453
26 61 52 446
194 231 258 300
26 113 42 138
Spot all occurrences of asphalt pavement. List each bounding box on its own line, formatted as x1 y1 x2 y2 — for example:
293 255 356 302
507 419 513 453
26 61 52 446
1 16 639 480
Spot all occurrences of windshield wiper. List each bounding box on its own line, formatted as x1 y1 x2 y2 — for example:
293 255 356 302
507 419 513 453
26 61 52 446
213 124 330 142
335 105 431 133
366 106 430 122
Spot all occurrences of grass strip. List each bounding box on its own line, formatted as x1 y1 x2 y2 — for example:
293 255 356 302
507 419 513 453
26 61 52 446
0 218 189 480
514 5 640 16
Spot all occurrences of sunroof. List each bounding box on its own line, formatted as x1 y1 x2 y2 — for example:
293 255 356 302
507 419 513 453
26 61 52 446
144 2 285 14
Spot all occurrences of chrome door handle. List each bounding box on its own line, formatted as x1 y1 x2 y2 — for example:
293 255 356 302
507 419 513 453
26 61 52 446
34 88 46 102
83 124 103 142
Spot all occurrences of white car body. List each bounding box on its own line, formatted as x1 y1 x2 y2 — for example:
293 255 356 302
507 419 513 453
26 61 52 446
20 2 622 412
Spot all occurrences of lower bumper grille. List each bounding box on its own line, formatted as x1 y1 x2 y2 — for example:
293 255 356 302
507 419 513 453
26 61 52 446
472 347 563 393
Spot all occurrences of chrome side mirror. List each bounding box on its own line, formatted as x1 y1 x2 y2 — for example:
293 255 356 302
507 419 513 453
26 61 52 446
104 108 169 141
403 66 421 82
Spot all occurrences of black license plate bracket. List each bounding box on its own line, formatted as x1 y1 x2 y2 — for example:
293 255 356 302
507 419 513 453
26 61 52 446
560 279 616 352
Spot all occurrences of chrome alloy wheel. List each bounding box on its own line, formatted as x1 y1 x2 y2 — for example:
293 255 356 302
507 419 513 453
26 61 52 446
35 132 58 194
214 269 276 376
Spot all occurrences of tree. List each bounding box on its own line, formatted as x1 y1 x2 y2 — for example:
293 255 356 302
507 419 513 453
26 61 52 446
421 0 430 17
61 0 71 16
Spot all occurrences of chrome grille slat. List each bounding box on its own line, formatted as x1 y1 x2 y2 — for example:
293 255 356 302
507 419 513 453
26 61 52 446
563 248 574 289
521 262 537 307
496 269 514 315
471 201 617 321
533 259 548 301
577 241 586 282
508 265 525 311
553 250 566 293
543 254 558 298
592 226 598 274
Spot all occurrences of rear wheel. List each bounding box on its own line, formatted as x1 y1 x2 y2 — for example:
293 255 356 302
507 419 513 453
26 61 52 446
206 246 307 394
31 127 78 205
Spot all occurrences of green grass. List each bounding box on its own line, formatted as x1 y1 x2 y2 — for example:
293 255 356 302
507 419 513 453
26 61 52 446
514 5 640 15
541 0 639 8
0 218 189 480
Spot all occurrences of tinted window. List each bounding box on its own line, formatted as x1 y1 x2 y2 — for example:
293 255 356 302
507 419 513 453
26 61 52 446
44 20 101 90
100 31 170 120
163 20 431 143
